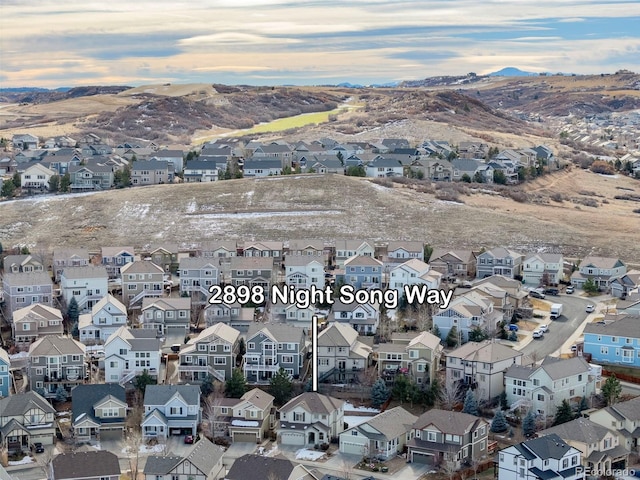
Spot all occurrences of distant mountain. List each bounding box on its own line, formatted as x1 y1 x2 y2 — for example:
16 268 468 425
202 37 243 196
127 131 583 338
0 87 71 93
488 67 539 77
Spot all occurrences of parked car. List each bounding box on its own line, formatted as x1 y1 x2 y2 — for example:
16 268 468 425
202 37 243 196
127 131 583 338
538 324 549 333
570 344 578 352
545 288 559 295
508 324 519 331
530 289 546 299
184 435 194 444
566 285 574 294
31 442 44 453
532 330 544 339
585 304 595 313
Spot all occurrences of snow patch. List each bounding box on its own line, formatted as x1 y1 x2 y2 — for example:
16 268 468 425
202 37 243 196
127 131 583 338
192 210 341 220
343 402 380 413
8 456 34 465
295 448 326 461
231 419 259 427
344 415 376 428
185 200 197 213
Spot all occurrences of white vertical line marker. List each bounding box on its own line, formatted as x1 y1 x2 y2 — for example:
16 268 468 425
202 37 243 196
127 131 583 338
312 314 318 392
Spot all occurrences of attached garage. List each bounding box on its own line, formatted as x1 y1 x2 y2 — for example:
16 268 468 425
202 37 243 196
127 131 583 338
410 451 434 465
100 428 123 441
29 432 54 446
280 431 305 446
232 431 258 443
339 437 368 456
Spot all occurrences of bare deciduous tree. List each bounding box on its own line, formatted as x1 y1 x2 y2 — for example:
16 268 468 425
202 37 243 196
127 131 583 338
126 430 143 480
202 385 226 440
438 382 462 410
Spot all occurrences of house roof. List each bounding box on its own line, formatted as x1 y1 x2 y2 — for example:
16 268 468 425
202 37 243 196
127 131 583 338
583 315 640 338
367 157 403 168
279 392 344 415
244 159 282 169
286 239 326 251
539 417 615 445
580 256 624 269
241 388 275 411
539 356 591 380
412 409 486 435
144 437 224 475
52 451 121 480
2 271 52 286
13 303 63 323
141 297 191 311
61 265 108 280
608 395 640 421
28 335 85 356
0 391 55 417
101 246 135 257
72 384 126 426
318 322 357 347
246 323 306 344
344 255 383 267
355 406 417 441
131 159 172 171
91 294 127 315
430 249 475 264
284 256 324 267
143 456 182 475
143 384 200 407
230 256 275 270
226 454 295 480
188 323 240 345
387 241 423 252
448 340 522 364
121 260 164 275
179 257 220 269
515 433 577 460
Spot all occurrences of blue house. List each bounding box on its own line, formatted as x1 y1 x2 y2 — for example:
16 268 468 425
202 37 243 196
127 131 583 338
341 255 383 290
583 315 640 367
0 349 10 397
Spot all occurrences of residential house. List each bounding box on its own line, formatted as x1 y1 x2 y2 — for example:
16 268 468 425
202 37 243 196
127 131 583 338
334 240 375 268
53 247 90 282
60 266 109 312
583 314 640 367
20 163 56 192
178 323 240 383
429 249 476 279
100 246 135 279
229 256 275 289
78 294 128 344
407 409 489 468
242 241 284 267
0 391 56 453
143 437 225 480
203 301 254 332
284 257 324 291
309 157 344 174
28 335 86 399
433 291 501 344
610 270 640 298
12 134 39 150
285 239 328 266
375 331 443 386
3 254 46 274
243 159 282 177
142 385 201 440
198 241 238 262
389 259 441 296
182 160 220 182
281 304 316 329
278 392 345 446
71 384 127 442
317 323 372 383
522 253 565 286
225 454 317 480
69 164 114 190
51 451 121 480
364 157 403 177
252 143 293 165
329 299 380 334
0 350 10 398
148 244 185 274
588 395 640 453
2 271 54 316
476 248 524 279
385 241 424 263
410 158 454 181
12 304 64 348
341 255 383 290
339 406 417 459
179 257 220 303
151 149 184 173
243 324 307 383
446 340 528 402
570 256 626 291
130 160 174 185
120 260 165 307
218 388 275 443
459 142 489 160
104 326 162 384
451 158 484 182
504 356 596 416
472 275 530 313
140 297 191 336
539 417 629 473
497 434 583 480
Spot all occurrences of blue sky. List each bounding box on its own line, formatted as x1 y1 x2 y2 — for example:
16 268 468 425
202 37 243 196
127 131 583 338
1 0 640 88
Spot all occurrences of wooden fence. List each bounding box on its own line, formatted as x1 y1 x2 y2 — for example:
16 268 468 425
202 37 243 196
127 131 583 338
602 370 640 385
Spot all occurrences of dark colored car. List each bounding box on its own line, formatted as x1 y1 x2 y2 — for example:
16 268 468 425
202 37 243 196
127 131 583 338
545 288 559 295
508 324 519 331
31 442 45 453
184 435 194 444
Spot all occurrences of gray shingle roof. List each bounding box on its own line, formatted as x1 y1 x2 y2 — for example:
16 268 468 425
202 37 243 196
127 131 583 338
226 454 294 480
52 451 120 480
144 384 200 407
0 391 55 417
584 315 640 338
539 417 614 445
72 384 126 427
279 392 344 415
517 433 576 460
354 406 417 441
412 409 486 435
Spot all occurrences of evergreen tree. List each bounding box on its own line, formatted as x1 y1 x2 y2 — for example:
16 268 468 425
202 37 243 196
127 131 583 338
200 374 216 397
432 324 442 340
391 374 411 403
473 171 485 183
134 369 156 395
371 378 390 408
493 169 507 184
583 278 598 294
0 241 3 254
461 173 472 183
1 180 16 198
336 151 344 166
20 246 30 254
553 400 574 426
578 396 589 412
462 389 478 416
67 297 79 325
71 321 79 338
445 326 459 347
468 327 488 342
601 375 622 406
55 385 67 402
423 244 434 263
522 410 536 437
225 368 247 398
60 172 71 192
49 174 60 192
236 338 246 366
490 410 508 433
12 172 21 188
269 368 293 406
499 391 508 410
304 378 313 392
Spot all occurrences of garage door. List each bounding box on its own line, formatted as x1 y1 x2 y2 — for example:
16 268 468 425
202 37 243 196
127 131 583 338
30 434 54 446
280 432 305 446
411 451 433 465
233 432 258 443
340 440 366 456
100 429 123 441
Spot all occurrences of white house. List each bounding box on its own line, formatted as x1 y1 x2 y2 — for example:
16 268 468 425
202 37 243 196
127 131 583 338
389 259 442 295
78 294 128 344
328 299 380 334
284 257 324 290
142 385 201 441
104 326 162 384
317 322 372 383
433 290 502 344
60 266 109 312
21 163 56 191
522 253 564 286
365 157 403 177
278 392 345 446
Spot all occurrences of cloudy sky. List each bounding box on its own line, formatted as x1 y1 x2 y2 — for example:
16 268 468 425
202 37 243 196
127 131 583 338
1 0 640 88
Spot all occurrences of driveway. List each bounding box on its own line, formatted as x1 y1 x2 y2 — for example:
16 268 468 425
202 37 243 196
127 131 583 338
222 442 257 469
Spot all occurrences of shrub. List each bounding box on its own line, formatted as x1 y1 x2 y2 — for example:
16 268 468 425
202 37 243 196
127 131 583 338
550 192 564 202
214 437 230 447
590 160 615 175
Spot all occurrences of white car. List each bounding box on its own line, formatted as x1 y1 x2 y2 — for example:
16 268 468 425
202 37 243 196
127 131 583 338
585 304 595 313
532 330 544 339
538 325 548 333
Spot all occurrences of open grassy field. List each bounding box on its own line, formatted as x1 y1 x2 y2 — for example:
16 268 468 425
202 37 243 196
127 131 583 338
1 172 639 263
